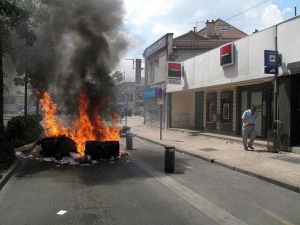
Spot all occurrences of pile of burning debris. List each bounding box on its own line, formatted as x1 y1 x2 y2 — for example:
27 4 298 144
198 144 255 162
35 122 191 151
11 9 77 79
34 135 124 164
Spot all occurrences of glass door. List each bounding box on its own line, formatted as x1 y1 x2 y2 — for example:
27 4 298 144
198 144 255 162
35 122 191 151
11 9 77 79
251 91 262 136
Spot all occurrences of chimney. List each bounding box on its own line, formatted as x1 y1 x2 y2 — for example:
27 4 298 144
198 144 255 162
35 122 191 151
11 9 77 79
193 27 196 32
205 20 215 37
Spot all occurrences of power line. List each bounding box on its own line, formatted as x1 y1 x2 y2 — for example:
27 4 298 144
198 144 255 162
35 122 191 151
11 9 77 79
190 0 270 31
225 0 270 21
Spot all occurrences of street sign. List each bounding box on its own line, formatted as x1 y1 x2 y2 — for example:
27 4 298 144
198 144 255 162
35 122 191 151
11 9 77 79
264 67 278 74
157 100 164 105
264 50 279 67
157 86 163 100
166 78 181 85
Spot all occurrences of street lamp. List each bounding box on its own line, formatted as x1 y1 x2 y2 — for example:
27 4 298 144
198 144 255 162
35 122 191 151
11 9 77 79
122 70 127 127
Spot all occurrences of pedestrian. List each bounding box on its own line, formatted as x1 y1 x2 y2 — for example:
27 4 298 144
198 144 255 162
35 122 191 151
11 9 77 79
241 105 257 150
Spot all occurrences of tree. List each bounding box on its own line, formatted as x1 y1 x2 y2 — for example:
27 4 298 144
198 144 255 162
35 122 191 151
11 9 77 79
0 0 49 125
112 71 124 85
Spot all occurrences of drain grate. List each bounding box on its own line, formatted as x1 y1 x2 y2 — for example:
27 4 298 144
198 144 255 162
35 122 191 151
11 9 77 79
199 148 217 152
271 155 300 164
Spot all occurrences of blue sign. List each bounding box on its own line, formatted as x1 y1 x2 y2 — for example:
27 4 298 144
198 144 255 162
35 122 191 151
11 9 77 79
143 87 157 99
264 67 278 74
264 50 279 67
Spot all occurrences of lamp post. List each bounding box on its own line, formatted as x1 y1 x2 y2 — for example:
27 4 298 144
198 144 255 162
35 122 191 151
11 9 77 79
123 70 127 127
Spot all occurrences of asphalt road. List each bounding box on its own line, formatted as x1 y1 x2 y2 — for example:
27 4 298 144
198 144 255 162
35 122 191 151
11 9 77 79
0 137 300 225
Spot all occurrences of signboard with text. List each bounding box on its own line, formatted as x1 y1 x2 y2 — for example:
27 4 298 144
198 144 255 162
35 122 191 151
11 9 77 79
264 50 279 74
135 59 141 83
145 37 166 57
220 43 234 67
143 87 157 99
264 50 279 67
167 62 182 85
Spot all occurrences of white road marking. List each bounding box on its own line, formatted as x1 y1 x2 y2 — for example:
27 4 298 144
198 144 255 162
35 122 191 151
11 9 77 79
127 152 248 225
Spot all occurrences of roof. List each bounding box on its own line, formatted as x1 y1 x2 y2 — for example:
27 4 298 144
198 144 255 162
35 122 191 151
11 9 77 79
173 39 238 50
173 18 248 50
197 18 248 39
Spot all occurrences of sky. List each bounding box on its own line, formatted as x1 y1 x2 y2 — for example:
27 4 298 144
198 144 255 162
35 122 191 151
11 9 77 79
116 0 300 82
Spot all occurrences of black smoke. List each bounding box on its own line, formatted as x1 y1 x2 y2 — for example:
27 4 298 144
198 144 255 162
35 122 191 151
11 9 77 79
35 0 129 115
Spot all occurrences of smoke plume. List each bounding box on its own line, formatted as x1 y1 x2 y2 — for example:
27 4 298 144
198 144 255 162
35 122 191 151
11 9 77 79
38 0 129 114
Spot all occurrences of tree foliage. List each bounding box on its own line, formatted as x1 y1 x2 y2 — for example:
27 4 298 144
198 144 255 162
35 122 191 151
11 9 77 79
0 0 50 125
112 71 124 84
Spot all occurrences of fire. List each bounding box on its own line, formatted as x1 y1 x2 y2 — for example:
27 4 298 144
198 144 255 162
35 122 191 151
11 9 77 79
40 91 121 155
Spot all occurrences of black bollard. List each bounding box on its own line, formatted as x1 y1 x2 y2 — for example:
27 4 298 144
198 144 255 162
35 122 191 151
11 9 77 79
164 146 175 173
126 133 133 150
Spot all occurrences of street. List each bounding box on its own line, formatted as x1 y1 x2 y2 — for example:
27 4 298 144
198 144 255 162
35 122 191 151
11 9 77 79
0 136 300 225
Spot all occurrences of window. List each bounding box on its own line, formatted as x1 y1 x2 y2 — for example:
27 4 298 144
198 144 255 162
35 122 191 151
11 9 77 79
220 25 228 31
223 103 229 119
209 103 216 121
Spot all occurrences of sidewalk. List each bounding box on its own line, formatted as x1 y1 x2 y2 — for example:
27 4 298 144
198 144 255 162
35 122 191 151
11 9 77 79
125 116 300 193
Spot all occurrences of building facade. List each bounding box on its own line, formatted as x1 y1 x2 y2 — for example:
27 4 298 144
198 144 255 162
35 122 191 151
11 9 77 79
116 78 145 117
143 19 247 128
166 15 300 153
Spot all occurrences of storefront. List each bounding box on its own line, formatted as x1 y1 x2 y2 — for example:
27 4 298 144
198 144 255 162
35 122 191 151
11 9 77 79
143 87 166 128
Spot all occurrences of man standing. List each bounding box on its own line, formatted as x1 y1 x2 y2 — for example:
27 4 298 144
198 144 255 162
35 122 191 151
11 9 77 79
242 105 257 151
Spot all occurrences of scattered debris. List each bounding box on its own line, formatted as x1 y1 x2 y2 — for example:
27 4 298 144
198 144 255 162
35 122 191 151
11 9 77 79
69 152 85 162
57 210 67 215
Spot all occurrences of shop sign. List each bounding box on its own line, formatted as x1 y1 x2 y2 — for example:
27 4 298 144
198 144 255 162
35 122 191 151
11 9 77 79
220 43 234 67
143 87 157 99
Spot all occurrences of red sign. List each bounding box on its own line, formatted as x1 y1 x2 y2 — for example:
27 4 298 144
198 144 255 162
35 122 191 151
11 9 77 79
167 62 181 78
220 43 234 66
157 87 163 100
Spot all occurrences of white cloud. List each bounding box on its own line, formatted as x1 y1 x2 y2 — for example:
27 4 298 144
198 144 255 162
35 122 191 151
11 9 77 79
261 4 283 27
124 0 176 26
282 7 292 15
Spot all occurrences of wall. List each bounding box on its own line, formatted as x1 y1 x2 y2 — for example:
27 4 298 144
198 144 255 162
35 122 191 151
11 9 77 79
277 17 300 65
171 91 195 128
175 49 207 62
167 16 300 93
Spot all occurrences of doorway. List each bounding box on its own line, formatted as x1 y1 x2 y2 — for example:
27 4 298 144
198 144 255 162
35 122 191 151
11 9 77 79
241 90 262 137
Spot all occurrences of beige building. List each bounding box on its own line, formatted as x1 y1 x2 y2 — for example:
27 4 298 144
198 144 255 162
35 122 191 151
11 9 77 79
143 19 247 128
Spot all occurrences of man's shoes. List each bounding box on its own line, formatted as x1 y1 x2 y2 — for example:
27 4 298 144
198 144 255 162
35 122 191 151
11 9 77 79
248 146 254 150
244 147 248 151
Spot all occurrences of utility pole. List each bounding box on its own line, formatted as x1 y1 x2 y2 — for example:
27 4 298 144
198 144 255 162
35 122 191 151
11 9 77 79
0 27 3 125
24 40 28 117
123 70 127 127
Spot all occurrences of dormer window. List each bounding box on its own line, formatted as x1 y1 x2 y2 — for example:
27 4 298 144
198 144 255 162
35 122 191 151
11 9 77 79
220 25 228 31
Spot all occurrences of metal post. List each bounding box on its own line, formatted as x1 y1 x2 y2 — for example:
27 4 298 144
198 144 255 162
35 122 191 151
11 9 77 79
274 25 278 123
160 104 162 140
124 70 127 127
24 42 28 117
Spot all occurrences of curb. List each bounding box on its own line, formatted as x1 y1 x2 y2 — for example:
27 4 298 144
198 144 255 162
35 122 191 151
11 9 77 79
0 158 22 191
0 141 37 191
135 135 300 193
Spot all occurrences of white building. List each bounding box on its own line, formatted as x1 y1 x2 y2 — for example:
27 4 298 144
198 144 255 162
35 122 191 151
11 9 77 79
166 15 300 153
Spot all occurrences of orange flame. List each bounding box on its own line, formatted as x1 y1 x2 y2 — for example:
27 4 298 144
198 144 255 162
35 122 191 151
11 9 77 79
40 91 121 155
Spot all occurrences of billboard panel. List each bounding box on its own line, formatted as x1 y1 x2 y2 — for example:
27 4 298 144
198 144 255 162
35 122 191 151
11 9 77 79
136 59 141 83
